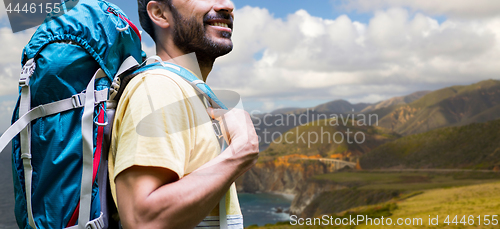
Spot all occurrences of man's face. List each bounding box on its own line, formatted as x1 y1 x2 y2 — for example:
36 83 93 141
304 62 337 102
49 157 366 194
169 0 234 59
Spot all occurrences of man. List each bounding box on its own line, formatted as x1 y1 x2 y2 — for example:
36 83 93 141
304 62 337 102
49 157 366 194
108 0 259 228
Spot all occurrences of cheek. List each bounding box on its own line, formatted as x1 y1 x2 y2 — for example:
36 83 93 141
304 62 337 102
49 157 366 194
183 2 211 18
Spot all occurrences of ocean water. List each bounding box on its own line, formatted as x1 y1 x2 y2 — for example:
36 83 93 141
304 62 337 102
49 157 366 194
238 193 292 227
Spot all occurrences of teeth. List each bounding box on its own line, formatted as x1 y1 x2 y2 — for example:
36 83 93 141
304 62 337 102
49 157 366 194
211 22 228 28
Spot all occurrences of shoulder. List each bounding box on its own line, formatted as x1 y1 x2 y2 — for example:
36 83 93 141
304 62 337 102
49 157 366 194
126 69 196 98
118 69 202 112
114 68 213 132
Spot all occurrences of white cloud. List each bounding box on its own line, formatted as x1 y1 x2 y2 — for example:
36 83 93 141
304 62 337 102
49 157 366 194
0 25 35 132
209 6 500 112
0 2 6 20
337 0 500 19
0 27 36 97
0 97 16 133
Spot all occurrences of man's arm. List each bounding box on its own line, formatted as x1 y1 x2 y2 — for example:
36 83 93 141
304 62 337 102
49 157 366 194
115 108 258 229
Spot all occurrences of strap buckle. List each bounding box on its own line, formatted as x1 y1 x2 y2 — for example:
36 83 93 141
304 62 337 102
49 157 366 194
19 59 36 87
94 88 109 104
19 77 30 87
71 89 108 109
71 94 84 108
85 212 105 229
212 120 223 139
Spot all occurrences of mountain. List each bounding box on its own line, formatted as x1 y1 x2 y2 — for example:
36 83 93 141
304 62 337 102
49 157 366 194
252 91 428 150
253 79 500 151
360 118 500 170
361 91 430 113
259 117 400 160
269 107 301 114
269 100 371 116
253 100 385 151
372 79 500 135
264 91 429 117
313 100 371 113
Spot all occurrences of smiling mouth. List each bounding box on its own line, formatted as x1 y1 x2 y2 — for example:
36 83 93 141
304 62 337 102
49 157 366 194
209 22 230 28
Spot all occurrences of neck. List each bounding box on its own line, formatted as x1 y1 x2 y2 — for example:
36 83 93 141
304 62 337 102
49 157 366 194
156 41 214 81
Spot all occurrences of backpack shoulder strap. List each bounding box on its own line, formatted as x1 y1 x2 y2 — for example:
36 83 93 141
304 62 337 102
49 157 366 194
131 61 228 110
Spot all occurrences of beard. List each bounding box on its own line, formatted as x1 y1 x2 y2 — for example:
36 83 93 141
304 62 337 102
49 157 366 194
171 7 233 61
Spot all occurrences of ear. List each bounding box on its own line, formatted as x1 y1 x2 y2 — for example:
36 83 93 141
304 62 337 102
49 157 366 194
147 1 171 29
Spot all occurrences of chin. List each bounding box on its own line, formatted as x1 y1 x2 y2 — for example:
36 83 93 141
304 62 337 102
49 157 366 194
217 40 233 49
209 37 233 53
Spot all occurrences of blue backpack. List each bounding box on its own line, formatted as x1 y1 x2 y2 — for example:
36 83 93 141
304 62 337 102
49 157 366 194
0 0 142 228
0 0 228 228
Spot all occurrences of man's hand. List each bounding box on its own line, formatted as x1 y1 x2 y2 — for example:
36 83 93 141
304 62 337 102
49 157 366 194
201 108 259 171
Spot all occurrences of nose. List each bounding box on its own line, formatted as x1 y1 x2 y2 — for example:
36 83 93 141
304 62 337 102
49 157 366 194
214 0 234 14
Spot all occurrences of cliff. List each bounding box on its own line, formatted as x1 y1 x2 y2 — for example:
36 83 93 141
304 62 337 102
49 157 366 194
236 155 330 194
236 155 351 216
289 178 346 215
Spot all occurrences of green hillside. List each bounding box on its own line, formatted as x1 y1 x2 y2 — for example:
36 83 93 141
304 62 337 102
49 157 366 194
259 117 400 160
456 103 500 126
302 171 500 218
357 182 500 228
360 118 500 170
361 91 430 113
374 79 500 135
247 178 500 229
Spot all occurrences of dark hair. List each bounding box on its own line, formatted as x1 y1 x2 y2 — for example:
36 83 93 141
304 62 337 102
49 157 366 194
137 0 173 41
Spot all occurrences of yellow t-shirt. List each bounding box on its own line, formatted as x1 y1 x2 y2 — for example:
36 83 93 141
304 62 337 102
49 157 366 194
108 69 242 228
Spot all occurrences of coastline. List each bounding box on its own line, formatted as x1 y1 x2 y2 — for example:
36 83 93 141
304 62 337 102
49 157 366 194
270 192 295 201
238 190 296 201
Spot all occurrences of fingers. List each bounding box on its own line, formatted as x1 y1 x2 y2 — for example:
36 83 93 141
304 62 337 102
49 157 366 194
207 107 228 120
207 107 215 119
206 108 259 161
206 107 256 145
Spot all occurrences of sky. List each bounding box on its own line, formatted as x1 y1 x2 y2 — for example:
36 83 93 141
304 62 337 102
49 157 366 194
1 0 500 132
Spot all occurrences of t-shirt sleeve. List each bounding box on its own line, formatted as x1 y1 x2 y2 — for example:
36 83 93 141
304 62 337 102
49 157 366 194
111 72 198 181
